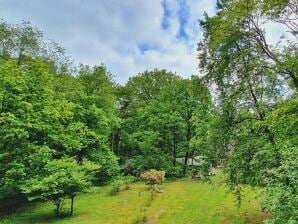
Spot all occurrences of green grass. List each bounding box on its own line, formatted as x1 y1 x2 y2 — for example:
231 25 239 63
0 173 267 224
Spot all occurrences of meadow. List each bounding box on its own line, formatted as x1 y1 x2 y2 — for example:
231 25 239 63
0 174 267 224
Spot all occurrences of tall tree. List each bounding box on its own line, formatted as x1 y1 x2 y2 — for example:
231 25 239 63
118 70 212 177
197 0 297 222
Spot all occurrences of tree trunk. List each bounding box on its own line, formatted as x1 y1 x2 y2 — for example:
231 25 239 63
70 196 74 216
172 126 177 166
111 130 115 152
55 199 63 217
247 79 280 163
183 105 192 175
55 203 60 217
183 151 189 175
117 129 122 155
17 48 23 67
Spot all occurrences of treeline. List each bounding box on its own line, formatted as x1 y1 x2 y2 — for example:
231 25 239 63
0 20 213 216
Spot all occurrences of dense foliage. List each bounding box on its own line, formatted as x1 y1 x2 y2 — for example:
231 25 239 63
0 20 211 216
116 71 212 177
197 0 297 223
0 21 119 216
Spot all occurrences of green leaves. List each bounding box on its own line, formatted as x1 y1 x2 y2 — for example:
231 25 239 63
21 158 99 201
0 41 120 214
118 70 212 177
197 0 298 222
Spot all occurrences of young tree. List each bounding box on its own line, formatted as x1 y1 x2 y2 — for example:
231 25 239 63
21 158 99 216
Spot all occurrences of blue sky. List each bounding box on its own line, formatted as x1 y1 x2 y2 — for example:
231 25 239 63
0 0 218 83
0 0 287 84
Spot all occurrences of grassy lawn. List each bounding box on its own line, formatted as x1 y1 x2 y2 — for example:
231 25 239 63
0 173 267 224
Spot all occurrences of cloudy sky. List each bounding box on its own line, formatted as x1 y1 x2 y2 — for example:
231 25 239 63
0 0 288 84
0 0 219 83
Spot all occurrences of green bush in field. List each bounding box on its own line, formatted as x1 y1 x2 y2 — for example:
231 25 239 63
108 176 136 196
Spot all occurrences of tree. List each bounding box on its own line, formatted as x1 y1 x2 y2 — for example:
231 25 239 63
0 59 56 200
197 0 297 222
0 20 71 73
261 97 298 223
21 158 99 216
0 20 14 61
118 70 212 177
76 64 120 182
0 56 119 214
118 70 182 176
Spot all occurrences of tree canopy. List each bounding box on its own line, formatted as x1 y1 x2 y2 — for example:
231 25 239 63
197 0 297 223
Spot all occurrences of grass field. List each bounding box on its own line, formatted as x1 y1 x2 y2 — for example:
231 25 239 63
0 174 268 224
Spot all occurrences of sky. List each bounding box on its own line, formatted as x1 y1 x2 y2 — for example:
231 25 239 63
0 0 289 84
0 0 218 83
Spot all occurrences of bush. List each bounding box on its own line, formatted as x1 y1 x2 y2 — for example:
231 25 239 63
108 175 136 196
121 154 172 178
109 182 121 196
164 166 183 179
140 169 165 186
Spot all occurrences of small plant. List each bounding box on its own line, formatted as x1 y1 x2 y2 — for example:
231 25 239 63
123 184 131 190
140 169 165 193
109 181 121 196
108 176 136 196
123 175 135 190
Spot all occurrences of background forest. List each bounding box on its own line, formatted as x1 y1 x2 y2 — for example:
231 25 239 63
0 0 297 223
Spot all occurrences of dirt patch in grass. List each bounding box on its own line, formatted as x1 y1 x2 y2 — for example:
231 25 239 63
146 209 166 224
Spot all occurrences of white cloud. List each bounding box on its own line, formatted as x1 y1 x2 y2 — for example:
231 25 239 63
0 0 217 84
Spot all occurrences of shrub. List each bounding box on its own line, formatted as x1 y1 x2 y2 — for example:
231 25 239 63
140 169 165 186
108 175 136 196
109 182 121 196
165 166 183 179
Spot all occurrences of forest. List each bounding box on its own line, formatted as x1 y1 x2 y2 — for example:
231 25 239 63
0 0 297 224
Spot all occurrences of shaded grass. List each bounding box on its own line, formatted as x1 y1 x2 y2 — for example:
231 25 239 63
0 173 267 224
